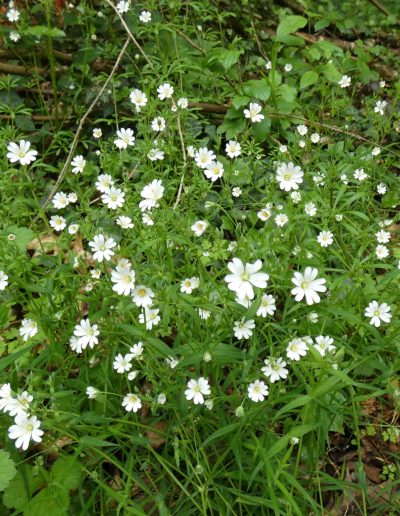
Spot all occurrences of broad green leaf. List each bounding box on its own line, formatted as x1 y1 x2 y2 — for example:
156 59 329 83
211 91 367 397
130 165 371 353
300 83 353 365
208 48 242 71
243 79 270 101
321 63 341 82
1 226 35 251
279 84 297 102
300 70 318 89
24 26 66 39
25 486 69 516
50 457 82 491
0 450 17 491
276 16 307 41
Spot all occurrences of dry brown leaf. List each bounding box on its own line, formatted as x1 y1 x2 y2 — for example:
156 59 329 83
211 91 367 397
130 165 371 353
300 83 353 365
146 421 167 449
27 234 58 256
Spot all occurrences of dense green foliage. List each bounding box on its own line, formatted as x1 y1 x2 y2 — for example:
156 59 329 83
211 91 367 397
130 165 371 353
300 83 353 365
0 0 399 514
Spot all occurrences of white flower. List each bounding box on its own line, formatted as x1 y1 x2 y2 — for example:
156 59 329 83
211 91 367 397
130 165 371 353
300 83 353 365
377 183 387 195
49 215 66 232
257 294 276 317
276 162 304 191
299 140 306 148
265 60 272 70
151 116 166 132
354 168 368 181
248 380 269 402
114 128 135 149
297 124 308 136
376 244 389 260
233 319 255 339
286 338 308 361
365 301 391 327
291 191 302 203
147 148 164 161
243 102 264 123
132 286 154 307
374 100 387 116
142 213 154 225
232 187 242 197
10 31 20 42
191 220 208 236
111 265 136 296
317 230 334 247
0 271 9 290
71 155 86 174
308 312 319 323
198 309 211 320
139 10 151 22
69 335 83 353
177 97 188 108
6 392 33 417
279 144 287 153
8 414 43 451
257 205 272 221
89 234 116 262
291 267 327 305
19 319 38 341
157 83 174 100
68 192 77 202
139 308 160 329
116 1 130 14
113 353 133 373
372 146 381 156
68 223 79 235
86 386 99 399
195 148 216 169
180 277 200 294
52 192 69 209
304 202 317 217
96 174 114 193
284 63 292 72
262 357 288 383
139 179 164 211
185 377 210 405
166 356 179 369
225 140 241 158
122 393 142 412
102 186 125 210
314 336 335 356
275 214 288 227
73 318 100 349
130 89 148 111
7 140 37 165
130 342 144 358
116 215 134 229
93 128 102 138
204 161 224 182
340 173 348 184
0 384 13 413
7 8 20 22
127 371 138 381
225 258 269 300
375 230 390 243
310 133 320 143
338 75 351 88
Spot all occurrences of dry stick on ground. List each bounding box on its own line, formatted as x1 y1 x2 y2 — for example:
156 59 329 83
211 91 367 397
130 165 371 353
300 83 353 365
173 111 187 211
42 37 131 210
104 0 154 70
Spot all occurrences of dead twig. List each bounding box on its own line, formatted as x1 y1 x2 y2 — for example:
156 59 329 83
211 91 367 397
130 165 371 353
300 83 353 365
42 37 131 209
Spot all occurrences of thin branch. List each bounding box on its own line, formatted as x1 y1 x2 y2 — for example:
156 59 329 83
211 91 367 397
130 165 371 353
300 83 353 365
175 28 205 54
173 110 187 211
104 0 154 71
42 37 131 209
